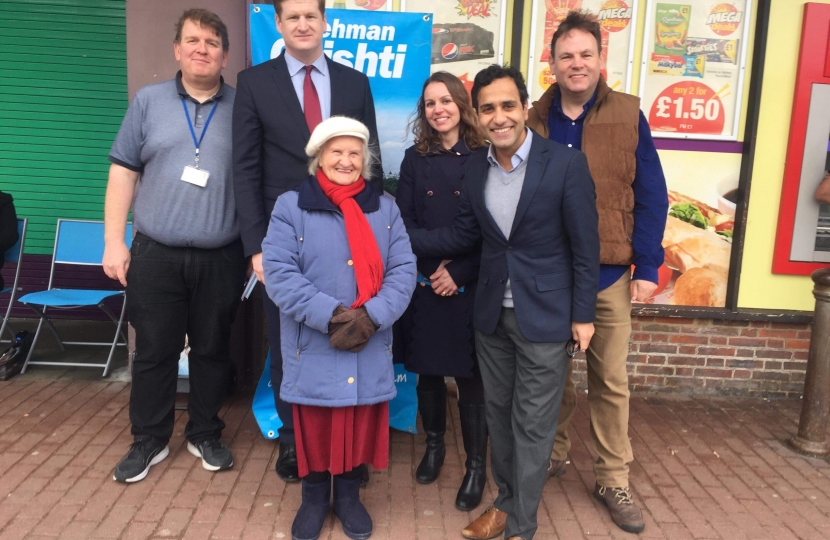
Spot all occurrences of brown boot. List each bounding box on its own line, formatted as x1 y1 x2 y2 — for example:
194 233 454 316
547 458 567 478
593 484 645 533
461 506 507 540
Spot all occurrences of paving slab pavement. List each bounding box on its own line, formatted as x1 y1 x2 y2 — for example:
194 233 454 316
1 367 829 540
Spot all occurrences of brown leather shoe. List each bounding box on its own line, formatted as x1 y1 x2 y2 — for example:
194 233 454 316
547 458 567 478
461 506 507 540
593 484 645 533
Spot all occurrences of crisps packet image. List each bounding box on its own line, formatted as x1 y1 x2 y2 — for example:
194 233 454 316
655 3 691 55
683 54 705 77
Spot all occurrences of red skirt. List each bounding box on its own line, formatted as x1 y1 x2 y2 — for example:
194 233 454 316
293 402 389 477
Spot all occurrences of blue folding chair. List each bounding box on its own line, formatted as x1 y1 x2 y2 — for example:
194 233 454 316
0 218 27 341
20 219 132 377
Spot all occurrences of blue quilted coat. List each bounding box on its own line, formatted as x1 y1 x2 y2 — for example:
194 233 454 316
262 175 416 407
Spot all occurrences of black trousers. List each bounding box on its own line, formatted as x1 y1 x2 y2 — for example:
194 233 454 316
263 292 294 443
127 233 246 444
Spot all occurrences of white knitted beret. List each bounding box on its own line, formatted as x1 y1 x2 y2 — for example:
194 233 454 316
305 116 370 158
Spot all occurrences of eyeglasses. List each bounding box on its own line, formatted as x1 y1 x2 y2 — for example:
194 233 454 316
566 339 581 358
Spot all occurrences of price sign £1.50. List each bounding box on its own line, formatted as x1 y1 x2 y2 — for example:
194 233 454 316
648 80 726 135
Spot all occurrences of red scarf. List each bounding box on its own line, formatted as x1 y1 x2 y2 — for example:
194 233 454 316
316 169 384 308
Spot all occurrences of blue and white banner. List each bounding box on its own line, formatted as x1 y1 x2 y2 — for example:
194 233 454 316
252 351 282 440
250 5 432 176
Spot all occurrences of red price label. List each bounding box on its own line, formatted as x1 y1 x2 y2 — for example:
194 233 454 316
648 81 725 135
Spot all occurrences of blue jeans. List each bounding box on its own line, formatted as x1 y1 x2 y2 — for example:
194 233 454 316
126 233 245 444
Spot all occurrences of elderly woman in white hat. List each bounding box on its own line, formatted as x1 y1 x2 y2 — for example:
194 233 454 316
262 116 416 540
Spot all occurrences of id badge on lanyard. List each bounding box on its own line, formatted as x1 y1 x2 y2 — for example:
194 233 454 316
181 98 218 188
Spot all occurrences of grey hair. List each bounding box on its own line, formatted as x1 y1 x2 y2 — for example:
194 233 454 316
307 137 379 180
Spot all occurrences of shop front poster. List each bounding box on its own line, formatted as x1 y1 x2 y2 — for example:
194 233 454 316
250 5 432 176
636 150 739 308
527 0 638 102
402 0 508 91
640 1 751 140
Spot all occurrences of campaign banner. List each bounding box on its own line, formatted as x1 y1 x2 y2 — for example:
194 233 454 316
527 0 638 102
639 1 752 140
250 5 432 176
401 0 508 92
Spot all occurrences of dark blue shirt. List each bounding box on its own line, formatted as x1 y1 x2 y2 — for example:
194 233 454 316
547 90 668 291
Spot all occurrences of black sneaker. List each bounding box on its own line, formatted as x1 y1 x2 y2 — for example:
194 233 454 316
188 439 234 471
113 437 169 483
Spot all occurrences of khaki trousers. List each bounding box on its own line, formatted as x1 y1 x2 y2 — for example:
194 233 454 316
551 270 633 488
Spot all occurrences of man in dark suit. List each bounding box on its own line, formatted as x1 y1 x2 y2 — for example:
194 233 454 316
232 0 382 482
407 65 600 540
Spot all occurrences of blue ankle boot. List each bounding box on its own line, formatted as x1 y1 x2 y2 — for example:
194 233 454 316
333 474 372 540
292 477 331 540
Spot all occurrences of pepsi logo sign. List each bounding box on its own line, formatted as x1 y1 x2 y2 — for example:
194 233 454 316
441 43 458 59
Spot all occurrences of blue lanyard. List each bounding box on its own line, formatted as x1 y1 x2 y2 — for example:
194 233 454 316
181 98 218 169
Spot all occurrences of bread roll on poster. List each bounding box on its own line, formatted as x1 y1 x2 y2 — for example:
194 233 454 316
673 265 728 307
663 216 731 273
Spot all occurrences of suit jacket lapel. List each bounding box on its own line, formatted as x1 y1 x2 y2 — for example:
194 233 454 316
271 54 310 140
509 133 548 238
469 150 507 242
327 58 345 115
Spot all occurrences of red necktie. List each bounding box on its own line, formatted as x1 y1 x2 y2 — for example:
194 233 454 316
303 65 322 134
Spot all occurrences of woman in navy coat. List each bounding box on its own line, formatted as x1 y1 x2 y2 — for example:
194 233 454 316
394 72 489 511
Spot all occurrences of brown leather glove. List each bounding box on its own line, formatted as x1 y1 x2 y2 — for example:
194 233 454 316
328 305 349 336
329 306 377 352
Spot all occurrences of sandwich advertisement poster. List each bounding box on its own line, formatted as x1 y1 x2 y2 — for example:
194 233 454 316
639 1 751 140
249 5 432 176
527 0 638 102
402 0 508 89
639 150 739 308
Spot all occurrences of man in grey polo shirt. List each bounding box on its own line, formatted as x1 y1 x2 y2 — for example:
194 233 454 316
102 8 245 483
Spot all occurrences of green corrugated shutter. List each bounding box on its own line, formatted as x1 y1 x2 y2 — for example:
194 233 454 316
0 0 127 255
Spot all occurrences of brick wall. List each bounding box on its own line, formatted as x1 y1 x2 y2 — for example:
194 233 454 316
571 316 812 397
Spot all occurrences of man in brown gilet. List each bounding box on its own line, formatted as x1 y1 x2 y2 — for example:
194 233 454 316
527 11 669 534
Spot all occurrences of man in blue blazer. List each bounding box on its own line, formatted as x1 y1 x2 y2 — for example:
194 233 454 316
407 65 600 540
232 0 382 483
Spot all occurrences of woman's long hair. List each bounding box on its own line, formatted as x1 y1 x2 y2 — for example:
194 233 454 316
408 72 487 156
